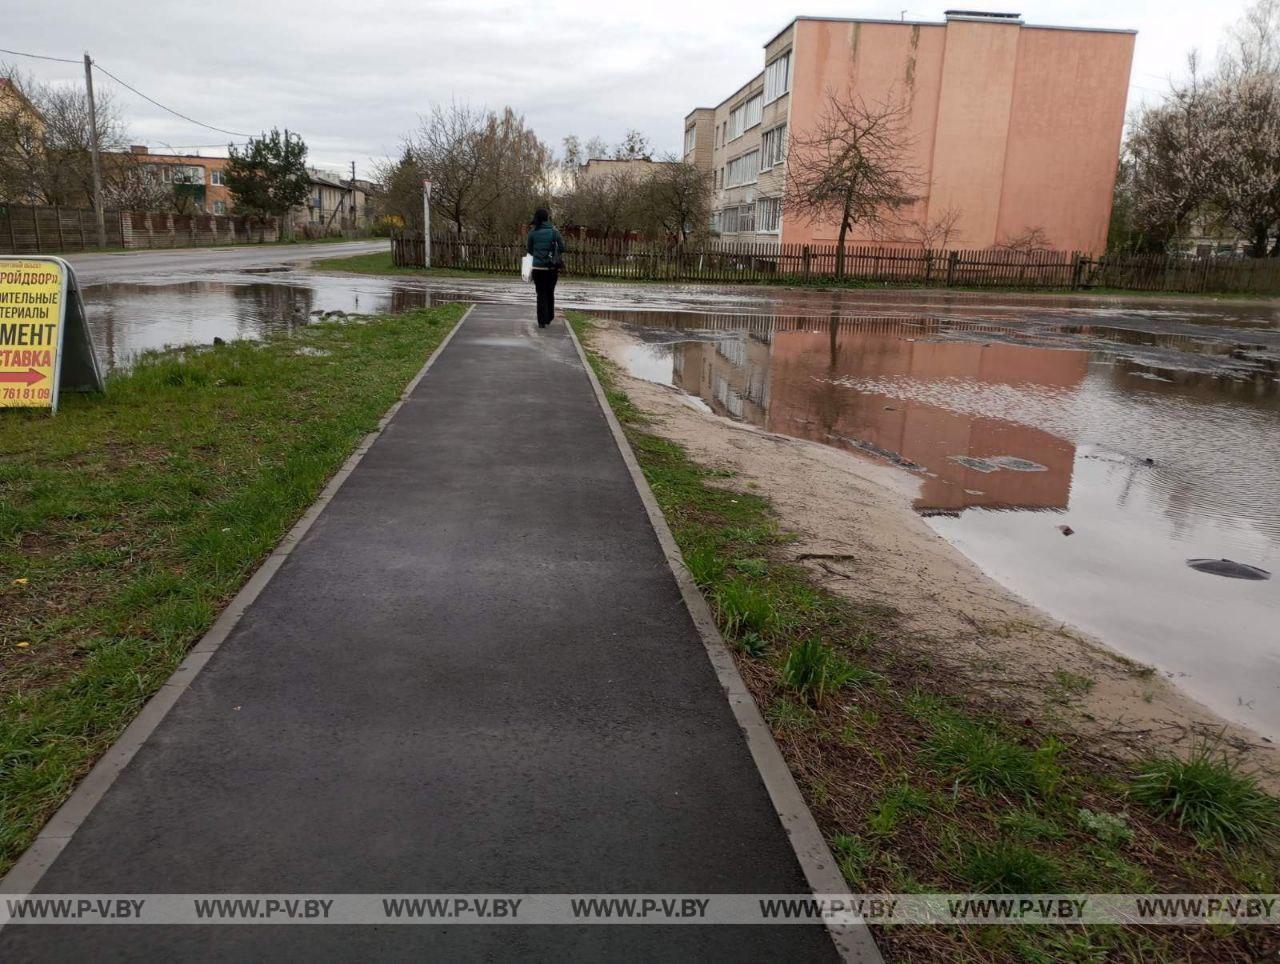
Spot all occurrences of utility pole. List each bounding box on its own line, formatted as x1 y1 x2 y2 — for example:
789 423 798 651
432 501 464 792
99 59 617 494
83 52 107 248
350 160 357 228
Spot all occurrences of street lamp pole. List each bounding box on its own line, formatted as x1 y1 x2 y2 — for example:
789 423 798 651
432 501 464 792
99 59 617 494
421 179 432 269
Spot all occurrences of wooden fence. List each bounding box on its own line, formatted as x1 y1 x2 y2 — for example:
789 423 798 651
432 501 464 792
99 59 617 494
0 204 281 255
391 231 1280 295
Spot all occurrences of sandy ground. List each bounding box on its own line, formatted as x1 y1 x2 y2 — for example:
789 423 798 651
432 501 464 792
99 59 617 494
588 319 1280 786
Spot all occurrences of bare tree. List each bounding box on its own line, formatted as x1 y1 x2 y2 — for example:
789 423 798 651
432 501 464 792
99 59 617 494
783 88 920 275
907 204 963 249
636 160 711 242
0 67 131 209
102 159 172 211
372 147 426 230
996 225 1053 254
560 168 640 241
387 102 550 237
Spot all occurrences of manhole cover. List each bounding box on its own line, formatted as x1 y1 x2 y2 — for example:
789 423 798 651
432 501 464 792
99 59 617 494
1186 559 1271 580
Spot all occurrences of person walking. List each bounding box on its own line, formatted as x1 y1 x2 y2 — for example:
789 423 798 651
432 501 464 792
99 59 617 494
526 208 565 328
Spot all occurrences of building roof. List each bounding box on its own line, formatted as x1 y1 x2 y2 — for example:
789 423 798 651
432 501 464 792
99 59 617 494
761 12 1136 49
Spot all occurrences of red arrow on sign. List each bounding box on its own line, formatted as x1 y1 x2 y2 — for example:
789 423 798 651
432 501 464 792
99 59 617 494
0 368 45 385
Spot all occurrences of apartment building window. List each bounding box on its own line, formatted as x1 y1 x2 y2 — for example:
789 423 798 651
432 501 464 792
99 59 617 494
757 196 781 233
684 126 696 155
760 123 787 170
764 50 791 103
721 206 739 234
737 202 756 233
728 104 744 141
210 169 225 186
725 149 759 187
212 200 227 215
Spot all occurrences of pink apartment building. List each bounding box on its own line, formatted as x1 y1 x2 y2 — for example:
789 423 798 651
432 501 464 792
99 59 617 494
684 10 1135 254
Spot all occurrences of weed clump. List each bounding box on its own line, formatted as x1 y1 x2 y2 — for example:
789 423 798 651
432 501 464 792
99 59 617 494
1130 745 1279 847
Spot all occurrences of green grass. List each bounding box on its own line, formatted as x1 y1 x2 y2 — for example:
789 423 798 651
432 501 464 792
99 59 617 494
780 637 879 705
568 309 1280 962
0 304 465 874
927 715 1064 800
961 840 1064 893
868 783 931 836
1130 745 1280 847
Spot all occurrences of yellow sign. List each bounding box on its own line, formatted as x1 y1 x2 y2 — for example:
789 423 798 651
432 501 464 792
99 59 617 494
0 259 62 408
0 257 102 412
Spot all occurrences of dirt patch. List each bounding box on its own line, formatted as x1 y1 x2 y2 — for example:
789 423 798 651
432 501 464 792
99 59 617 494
589 319 1280 786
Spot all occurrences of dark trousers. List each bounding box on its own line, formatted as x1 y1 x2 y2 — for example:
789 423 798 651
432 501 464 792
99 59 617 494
533 268 558 325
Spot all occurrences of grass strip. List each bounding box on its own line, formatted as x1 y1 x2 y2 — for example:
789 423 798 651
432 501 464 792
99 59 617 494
0 304 464 874
569 310 1280 963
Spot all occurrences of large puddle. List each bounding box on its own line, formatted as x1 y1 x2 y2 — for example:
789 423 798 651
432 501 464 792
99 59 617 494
78 266 1280 740
602 310 1280 741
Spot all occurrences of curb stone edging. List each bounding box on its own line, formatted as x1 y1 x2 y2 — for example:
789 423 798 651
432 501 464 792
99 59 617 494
564 317 884 964
0 305 475 901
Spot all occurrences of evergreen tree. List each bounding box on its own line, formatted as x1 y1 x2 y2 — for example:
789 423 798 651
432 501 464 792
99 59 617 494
225 129 311 236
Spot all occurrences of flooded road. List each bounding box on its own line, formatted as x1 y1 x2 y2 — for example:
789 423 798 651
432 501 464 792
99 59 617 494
78 261 1280 739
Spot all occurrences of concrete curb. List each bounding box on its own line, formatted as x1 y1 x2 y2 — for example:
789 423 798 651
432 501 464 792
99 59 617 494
564 318 884 964
0 305 475 899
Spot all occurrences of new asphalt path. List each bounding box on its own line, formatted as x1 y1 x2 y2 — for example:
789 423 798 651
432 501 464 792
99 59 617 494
0 302 846 960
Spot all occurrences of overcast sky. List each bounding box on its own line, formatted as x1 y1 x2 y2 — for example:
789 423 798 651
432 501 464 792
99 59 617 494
5 1 1255 176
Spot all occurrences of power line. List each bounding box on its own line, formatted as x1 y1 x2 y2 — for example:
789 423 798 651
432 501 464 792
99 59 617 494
1 45 257 139
91 60 255 138
0 45 80 65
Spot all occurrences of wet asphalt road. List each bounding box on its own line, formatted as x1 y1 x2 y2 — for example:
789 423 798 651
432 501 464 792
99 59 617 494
0 303 839 961
61 239 387 285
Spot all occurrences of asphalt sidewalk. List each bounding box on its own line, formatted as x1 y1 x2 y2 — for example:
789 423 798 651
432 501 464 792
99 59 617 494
1 302 846 960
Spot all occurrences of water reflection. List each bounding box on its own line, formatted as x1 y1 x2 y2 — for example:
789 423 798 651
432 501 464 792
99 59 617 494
74 270 1280 737
83 279 465 372
604 309 1280 739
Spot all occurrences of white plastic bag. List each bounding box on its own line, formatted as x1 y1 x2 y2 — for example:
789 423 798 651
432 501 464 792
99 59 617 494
521 254 533 282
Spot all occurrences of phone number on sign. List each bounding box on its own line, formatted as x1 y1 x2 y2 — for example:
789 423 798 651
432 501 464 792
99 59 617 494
1 386 51 402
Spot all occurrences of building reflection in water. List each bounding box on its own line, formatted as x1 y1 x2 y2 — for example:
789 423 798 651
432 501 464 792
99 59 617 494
637 311 1088 515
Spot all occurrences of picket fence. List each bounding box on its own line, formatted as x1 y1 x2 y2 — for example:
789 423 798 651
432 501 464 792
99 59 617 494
391 231 1280 295
0 204 281 255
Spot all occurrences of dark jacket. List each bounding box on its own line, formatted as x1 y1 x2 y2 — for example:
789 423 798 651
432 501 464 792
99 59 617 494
526 223 565 269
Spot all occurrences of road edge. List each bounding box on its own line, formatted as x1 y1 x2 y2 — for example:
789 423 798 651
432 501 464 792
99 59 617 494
0 304 474 899
564 318 884 964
